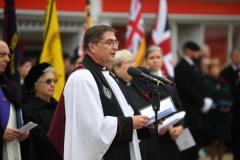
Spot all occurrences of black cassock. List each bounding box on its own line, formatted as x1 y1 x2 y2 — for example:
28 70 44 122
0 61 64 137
116 76 184 160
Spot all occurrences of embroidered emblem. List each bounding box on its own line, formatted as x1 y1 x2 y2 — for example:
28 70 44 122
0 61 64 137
103 86 112 100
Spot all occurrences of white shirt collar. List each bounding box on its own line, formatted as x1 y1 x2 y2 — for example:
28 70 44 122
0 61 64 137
183 56 194 66
231 64 240 71
152 70 163 77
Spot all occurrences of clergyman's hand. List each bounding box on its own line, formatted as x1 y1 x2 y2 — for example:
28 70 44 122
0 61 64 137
132 115 149 129
3 128 22 142
17 131 29 141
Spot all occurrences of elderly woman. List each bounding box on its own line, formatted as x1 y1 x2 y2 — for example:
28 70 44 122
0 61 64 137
22 63 62 160
111 50 153 160
144 45 184 160
111 49 151 110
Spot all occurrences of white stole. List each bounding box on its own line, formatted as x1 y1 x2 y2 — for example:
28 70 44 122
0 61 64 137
3 104 21 160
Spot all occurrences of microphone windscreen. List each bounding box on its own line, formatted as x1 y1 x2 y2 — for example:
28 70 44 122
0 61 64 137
127 67 142 77
138 67 151 74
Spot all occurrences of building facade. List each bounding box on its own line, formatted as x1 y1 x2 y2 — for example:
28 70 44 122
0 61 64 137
0 0 240 64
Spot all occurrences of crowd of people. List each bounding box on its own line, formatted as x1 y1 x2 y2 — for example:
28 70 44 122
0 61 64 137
0 25 240 160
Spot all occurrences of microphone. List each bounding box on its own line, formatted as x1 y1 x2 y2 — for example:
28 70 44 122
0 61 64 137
127 67 164 87
139 67 175 86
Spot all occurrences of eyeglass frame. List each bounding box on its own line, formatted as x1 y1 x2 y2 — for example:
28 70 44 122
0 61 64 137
39 78 58 85
94 39 119 47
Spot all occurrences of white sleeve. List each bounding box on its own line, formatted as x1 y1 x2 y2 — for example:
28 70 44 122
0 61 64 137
63 69 118 160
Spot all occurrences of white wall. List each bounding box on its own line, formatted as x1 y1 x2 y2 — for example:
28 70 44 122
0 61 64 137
177 24 204 56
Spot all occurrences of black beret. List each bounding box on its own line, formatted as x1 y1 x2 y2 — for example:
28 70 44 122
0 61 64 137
24 62 51 91
183 41 200 51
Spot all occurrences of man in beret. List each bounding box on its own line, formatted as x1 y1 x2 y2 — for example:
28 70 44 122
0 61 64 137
0 40 28 160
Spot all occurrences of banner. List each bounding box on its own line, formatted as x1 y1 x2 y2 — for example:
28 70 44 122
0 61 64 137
40 0 65 100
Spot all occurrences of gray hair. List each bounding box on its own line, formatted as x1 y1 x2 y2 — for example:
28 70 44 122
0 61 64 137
34 66 55 88
43 66 55 73
145 45 162 59
111 49 133 69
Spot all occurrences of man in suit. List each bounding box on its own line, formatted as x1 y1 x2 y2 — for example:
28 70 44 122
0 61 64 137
174 41 208 160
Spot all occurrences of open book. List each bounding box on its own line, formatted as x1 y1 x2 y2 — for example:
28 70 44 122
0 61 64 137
139 96 176 125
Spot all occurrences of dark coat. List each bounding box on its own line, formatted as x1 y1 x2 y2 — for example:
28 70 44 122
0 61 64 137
221 65 240 159
221 65 239 98
117 76 184 160
203 76 233 143
22 96 62 160
174 59 205 131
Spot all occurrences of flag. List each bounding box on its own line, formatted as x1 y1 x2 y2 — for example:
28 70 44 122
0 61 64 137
78 0 93 57
3 0 20 83
40 0 64 100
152 0 174 77
125 0 146 66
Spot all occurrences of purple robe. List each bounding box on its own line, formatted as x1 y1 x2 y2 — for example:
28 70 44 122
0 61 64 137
0 87 10 129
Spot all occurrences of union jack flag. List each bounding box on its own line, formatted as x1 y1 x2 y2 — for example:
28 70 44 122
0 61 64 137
152 0 174 77
125 0 146 66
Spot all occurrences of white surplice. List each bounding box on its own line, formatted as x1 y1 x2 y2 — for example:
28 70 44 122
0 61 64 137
3 105 22 160
63 69 141 160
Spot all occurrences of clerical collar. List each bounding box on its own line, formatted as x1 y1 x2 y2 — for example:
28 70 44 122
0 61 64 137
83 54 109 71
126 81 132 86
102 66 109 71
116 76 132 86
94 63 108 71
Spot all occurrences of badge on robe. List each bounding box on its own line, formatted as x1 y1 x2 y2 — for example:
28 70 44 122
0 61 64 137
103 85 112 100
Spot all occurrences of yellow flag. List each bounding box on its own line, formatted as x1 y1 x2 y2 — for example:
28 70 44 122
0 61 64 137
40 0 65 100
134 37 146 67
85 0 93 28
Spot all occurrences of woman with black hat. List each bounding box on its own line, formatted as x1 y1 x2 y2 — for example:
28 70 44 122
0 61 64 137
21 63 62 160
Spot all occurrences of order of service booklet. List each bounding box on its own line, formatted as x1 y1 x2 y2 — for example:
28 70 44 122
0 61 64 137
139 96 177 126
158 111 186 131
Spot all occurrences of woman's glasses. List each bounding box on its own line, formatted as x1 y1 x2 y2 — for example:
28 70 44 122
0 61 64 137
43 79 58 85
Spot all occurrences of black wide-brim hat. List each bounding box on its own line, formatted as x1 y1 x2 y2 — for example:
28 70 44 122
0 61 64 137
24 62 51 91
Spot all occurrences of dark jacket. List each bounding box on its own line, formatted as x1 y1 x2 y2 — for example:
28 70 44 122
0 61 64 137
174 59 205 130
221 65 239 97
117 75 184 160
22 95 62 160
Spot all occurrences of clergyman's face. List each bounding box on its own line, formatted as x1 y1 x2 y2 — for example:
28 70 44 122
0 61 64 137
90 31 119 66
0 42 10 74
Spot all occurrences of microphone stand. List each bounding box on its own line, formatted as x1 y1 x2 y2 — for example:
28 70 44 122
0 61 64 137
151 85 161 134
138 79 162 133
